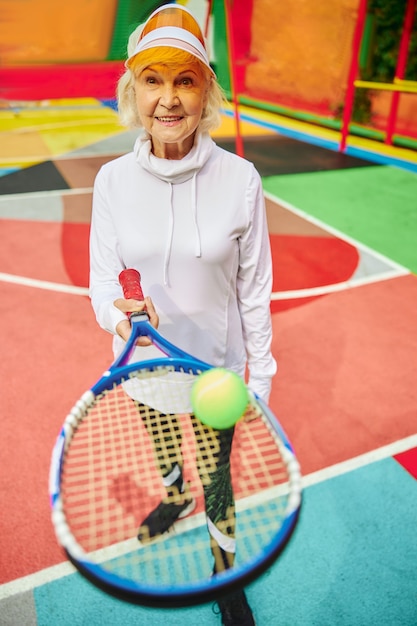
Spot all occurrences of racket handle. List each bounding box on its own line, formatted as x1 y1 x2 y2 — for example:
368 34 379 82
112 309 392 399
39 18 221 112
119 269 144 300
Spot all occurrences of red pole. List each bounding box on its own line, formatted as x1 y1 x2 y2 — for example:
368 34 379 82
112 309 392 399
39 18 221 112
340 0 368 152
204 0 213 38
385 0 416 145
224 0 244 157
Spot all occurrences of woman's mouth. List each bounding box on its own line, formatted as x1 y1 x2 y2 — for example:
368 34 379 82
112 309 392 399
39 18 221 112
156 116 183 125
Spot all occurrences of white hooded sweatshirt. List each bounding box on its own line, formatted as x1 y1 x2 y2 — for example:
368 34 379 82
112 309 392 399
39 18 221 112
89 131 277 402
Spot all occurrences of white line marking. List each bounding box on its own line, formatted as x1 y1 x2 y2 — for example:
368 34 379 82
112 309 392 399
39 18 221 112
0 191 410 298
264 190 410 274
0 433 415 600
271 269 408 300
0 151 125 165
2 268 406 299
0 273 88 296
303 434 417 488
0 198 409 301
264 191 409 299
0 561 77 600
0 188 93 200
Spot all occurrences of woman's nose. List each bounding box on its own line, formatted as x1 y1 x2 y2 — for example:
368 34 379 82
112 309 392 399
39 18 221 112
159 84 179 107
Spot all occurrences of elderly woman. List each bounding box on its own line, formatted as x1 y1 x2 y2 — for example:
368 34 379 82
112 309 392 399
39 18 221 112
89 4 276 625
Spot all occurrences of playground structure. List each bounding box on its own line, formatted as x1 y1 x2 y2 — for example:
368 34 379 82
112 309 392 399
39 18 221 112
0 0 416 153
340 0 417 150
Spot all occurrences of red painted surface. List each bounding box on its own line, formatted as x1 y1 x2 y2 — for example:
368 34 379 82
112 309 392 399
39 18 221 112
0 62 123 100
270 274 417 475
270 233 360 312
394 447 417 480
0 281 111 583
61 223 90 288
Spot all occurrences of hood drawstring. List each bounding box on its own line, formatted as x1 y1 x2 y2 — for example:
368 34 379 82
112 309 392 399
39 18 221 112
163 183 174 287
191 172 201 258
163 174 201 287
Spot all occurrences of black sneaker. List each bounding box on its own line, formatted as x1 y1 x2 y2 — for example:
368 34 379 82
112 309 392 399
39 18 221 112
216 589 256 626
137 498 196 542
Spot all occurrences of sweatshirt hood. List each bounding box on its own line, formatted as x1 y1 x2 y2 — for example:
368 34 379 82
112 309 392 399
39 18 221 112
133 129 214 184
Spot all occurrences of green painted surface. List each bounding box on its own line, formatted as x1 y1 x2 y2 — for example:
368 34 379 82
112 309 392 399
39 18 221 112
263 166 417 273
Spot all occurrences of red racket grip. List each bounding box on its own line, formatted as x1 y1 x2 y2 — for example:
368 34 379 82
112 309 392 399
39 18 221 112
119 269 144 301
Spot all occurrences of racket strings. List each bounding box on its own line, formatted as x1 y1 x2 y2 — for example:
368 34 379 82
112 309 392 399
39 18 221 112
63 392 128 548
236 420 290 494
59 371 297 589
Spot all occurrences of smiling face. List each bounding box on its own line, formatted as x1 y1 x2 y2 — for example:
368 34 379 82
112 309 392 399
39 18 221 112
134 62 209 159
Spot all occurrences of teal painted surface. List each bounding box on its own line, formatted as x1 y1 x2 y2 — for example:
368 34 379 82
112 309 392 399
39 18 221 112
33 459 417 625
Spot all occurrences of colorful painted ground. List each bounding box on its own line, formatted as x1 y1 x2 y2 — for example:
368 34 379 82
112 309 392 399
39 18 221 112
0 98 416 625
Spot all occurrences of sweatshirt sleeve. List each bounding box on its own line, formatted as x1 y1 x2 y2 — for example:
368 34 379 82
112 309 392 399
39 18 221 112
237 166 277 403
89 166 128 335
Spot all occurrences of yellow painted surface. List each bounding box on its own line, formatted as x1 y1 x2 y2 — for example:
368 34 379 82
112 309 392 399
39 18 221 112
355 80 417 94
0 132 52 168
0 101 123 167
239 103 342 143
345 134 417 164
212 104 277 138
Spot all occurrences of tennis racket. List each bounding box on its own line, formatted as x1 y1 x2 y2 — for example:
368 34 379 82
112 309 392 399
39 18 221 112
49 268 302 608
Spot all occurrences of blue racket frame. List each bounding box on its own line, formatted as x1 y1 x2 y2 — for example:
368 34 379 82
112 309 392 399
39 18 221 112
49 309 302 607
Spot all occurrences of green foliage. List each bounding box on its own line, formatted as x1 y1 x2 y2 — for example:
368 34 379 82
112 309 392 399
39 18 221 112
368 0 417 81
353 89 373 124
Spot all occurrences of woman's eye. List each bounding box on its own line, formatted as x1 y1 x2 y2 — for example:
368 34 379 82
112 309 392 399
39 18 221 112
141 74 158 85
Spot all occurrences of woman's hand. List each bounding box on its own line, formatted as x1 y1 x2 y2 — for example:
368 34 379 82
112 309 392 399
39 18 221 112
114 296 159 347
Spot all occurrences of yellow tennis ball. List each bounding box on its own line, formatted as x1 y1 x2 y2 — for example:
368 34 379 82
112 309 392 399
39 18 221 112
191 368 249 430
